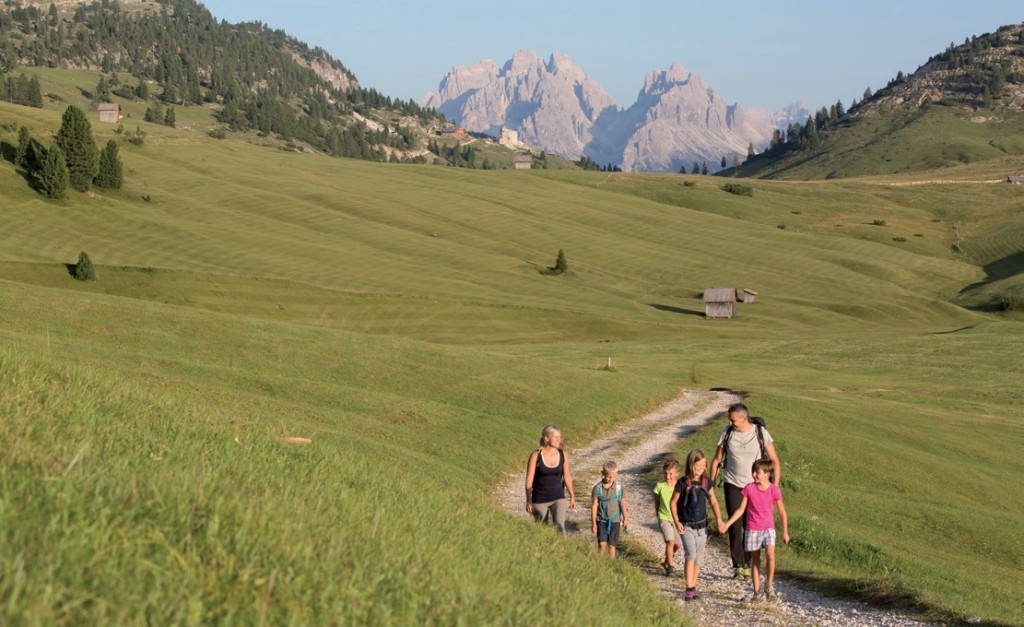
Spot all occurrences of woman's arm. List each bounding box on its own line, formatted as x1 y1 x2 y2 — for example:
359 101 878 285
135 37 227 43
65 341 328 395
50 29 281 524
524 450 538 514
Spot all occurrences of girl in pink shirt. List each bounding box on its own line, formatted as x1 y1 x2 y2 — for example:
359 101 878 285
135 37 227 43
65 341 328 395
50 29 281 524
721 459 790 603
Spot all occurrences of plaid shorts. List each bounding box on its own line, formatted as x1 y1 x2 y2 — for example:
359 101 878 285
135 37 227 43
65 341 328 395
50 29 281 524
744 528 776 552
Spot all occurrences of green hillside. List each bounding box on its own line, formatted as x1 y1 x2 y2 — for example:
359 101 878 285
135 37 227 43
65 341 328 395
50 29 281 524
739 24 1024 180
2 71 1024 627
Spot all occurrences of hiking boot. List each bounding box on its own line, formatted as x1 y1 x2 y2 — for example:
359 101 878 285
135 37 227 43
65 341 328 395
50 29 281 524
684 589 696 601
765 587 780 603
735 567 751 581
692 588 702 599
740 589 760 603
732 567 745 580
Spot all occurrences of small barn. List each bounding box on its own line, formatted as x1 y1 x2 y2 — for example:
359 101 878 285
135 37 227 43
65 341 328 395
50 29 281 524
703 287 737 319
743 288 759 304
97 103 121 123
437 126 466 139
513 154 533 170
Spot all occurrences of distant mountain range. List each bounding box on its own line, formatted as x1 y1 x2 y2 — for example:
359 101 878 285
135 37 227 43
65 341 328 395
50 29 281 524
423 51 808 172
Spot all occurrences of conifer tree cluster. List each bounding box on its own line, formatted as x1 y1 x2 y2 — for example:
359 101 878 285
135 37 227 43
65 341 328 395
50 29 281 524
14 105 124 198
0 0 444 162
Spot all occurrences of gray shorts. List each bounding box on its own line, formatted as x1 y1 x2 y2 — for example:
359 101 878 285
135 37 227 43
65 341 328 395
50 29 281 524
659 519 682 546
682 526 707 563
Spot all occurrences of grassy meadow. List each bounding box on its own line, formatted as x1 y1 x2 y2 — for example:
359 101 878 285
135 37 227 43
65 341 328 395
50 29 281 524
2 70 1024 626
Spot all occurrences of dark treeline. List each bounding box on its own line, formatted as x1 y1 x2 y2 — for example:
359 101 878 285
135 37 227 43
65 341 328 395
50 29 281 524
0 0 442 161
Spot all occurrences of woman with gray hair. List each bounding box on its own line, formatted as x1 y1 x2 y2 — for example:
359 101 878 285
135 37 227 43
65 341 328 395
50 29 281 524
525 424 576 533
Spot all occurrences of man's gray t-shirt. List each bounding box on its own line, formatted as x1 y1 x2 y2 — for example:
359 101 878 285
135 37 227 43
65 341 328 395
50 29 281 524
717 425 773 487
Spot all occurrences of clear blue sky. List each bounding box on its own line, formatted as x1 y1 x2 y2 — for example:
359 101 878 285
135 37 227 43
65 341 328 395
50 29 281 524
199 0 1021 112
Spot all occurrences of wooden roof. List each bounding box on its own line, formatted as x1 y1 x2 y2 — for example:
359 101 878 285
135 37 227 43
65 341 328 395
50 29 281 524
703 287 736 303
97 103 120 111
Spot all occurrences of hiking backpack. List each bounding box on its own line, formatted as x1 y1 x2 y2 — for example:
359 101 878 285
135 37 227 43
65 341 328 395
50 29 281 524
719 416 768 485
595 481 623 534
678 476 710 528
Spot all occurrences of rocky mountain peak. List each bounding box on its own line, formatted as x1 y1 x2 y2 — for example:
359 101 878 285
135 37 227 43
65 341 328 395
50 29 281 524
424 51 807 172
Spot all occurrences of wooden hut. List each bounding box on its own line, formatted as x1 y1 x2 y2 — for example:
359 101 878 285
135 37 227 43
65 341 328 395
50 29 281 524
743 288 759 304
513 154 533 170
703 287 737 319
97 103 121 123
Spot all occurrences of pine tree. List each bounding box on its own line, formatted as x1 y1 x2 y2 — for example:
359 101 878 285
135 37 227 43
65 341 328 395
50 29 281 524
95 140 123 190
27 75 42 108
554 249 568 274
747 142 755 157
38 143 70 199
701 161 708 175
55 105 99 192
96 76 111 102
164 106 176 128
14 126 31 168
74 251 97 281
863 86 873 102
721 156 727 169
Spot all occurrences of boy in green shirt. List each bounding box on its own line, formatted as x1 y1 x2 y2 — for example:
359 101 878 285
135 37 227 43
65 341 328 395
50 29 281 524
652 459 683 574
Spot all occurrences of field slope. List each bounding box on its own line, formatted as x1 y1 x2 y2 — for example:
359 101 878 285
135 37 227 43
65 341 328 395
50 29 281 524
2 89 1023 625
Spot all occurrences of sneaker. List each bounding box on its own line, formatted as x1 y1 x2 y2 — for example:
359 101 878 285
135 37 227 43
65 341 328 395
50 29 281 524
684 589 696 601
732 567 745 580
765 587 780 603
740 589 760 603
663 560 673 576
738 567 751 581
692 588 701 599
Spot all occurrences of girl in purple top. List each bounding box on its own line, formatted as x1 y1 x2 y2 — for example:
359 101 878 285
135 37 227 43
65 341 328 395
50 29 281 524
721 458 790 603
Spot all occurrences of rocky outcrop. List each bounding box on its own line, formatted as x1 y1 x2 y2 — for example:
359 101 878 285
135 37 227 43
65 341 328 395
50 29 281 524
424 53 807 172
424 50 617 162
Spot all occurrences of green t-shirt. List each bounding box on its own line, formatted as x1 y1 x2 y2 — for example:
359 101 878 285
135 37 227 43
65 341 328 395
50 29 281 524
653 481 677 521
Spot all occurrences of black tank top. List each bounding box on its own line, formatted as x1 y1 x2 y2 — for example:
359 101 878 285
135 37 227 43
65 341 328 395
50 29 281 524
532 449 565 503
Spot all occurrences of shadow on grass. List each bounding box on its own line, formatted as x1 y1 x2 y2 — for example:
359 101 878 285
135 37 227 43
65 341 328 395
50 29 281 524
780 569 989 625
648 303 704 317
64 263 78 278
955 249 1024 312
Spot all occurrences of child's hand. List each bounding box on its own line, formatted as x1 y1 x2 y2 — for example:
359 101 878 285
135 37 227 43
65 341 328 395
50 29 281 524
783 532 790 545
592 523 598 535
716 517 726 531
675 522 683 534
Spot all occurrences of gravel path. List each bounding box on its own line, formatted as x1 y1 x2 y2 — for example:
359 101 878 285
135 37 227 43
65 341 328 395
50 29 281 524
494 389 936 626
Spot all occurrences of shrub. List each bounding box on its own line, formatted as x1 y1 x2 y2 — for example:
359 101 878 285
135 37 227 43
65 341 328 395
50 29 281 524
722 183 753 196
777 224 787 229
681 180 697 188
873 219 887 226
540 249 569 276
74 251 97 281
1001 295 1024 311
893 236 908 242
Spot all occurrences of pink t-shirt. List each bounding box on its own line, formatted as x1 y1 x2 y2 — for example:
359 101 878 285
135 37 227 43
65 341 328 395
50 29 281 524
742 482 782 531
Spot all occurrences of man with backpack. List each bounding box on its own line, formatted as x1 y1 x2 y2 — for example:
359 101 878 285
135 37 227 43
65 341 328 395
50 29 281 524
709 403 782 581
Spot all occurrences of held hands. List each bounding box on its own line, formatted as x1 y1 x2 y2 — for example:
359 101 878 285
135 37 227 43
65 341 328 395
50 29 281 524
716 517 727 532
675 522 684 534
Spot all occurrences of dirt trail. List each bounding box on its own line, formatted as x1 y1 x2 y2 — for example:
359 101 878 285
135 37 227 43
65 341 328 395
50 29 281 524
494 390 932 626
